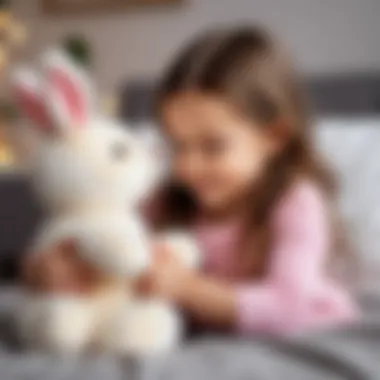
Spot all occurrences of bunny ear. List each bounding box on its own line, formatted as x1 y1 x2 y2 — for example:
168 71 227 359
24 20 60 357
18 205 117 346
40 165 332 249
42 49 94 130
11 67 53 132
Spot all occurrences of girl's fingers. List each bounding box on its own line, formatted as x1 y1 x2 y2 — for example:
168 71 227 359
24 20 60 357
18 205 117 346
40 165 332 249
56 239 78 260
21 238 84 292
22 239 74 278
152 241 181 266
21 238 117 295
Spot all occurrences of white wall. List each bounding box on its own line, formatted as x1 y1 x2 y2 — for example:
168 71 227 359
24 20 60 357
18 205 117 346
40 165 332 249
11 0 380 91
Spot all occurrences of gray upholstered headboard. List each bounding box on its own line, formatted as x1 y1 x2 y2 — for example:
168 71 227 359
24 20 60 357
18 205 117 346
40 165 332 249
120 72 380 123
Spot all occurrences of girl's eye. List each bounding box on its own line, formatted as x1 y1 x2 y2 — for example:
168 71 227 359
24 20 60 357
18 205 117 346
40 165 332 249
111 141 129 160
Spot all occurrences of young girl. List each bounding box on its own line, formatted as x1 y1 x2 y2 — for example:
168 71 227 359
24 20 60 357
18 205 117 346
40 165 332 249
23 26 357 335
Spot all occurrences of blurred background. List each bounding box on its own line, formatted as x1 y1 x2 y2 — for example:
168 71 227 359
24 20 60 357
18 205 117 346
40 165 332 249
11 0 380 92
0 0 378 281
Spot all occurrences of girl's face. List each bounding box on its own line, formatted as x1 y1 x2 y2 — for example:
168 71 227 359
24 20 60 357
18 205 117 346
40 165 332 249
161 92 279 214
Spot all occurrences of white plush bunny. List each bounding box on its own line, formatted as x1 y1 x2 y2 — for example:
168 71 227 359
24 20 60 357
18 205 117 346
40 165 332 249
11 50 199 356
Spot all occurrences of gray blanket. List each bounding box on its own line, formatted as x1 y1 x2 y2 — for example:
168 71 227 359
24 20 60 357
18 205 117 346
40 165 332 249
0 287 379 380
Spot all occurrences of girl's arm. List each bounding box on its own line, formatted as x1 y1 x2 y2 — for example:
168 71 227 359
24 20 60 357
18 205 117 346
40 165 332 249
178 182 332 332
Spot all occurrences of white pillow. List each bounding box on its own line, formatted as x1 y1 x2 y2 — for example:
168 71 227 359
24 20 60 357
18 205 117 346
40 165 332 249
314 117 380 282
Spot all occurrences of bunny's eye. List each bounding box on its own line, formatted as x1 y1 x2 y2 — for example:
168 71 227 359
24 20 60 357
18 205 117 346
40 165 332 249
111 141 129 160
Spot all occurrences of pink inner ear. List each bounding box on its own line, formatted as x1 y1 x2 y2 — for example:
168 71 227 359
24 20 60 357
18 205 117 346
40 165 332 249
14 87 52 132
50 68 86 126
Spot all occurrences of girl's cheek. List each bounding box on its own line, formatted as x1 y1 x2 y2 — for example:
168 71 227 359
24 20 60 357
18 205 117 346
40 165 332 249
234 154 266 182
195 151 265 206
181 159 238 206
223 145 263 179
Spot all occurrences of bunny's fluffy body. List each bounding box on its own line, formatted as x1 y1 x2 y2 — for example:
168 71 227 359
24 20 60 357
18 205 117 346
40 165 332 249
12 51 198 356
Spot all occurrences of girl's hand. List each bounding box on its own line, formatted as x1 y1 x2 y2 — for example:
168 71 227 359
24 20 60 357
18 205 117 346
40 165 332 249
137 241 195 304
22 240 103 295
136 241 236 327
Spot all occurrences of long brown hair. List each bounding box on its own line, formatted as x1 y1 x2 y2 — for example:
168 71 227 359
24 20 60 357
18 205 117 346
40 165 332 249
154 26 350 279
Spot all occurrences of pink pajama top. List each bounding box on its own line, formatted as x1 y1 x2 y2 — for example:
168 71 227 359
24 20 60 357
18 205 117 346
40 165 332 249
192 181 357 335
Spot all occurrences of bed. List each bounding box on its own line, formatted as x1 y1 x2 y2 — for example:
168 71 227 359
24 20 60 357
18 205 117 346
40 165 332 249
0 72 379 380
